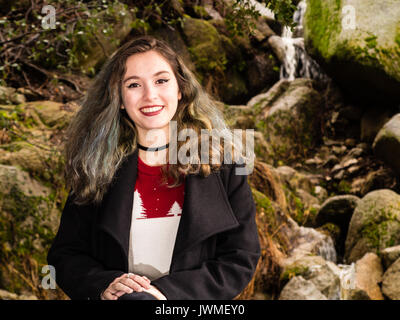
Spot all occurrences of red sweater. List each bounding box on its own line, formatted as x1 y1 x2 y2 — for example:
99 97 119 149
128 156 185 281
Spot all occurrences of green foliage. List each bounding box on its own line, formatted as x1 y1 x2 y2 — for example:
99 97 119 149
0 0 185 85
224 0 297 37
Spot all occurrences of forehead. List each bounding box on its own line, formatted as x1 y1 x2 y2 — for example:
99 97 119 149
124 50 174 77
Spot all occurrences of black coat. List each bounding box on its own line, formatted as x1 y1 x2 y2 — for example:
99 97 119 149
47 149 261 300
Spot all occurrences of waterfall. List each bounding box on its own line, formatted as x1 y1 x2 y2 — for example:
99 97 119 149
279 1 328 81
253 0 329 82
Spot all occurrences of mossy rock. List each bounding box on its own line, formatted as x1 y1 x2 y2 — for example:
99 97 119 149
304 0 400 104
0 164 64 298
182 16 228 75
345 189 400 263
25 101 75 129
254 79 323 164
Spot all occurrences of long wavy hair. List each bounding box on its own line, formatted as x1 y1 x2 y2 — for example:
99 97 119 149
64 35 245 205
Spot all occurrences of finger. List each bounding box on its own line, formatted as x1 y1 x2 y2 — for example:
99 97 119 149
113 290 127 298
131 275 151 289
112 282 135 294
120 278 146 291
103 290 118 300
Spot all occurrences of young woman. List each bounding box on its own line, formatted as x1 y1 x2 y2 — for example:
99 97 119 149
47 36 260 300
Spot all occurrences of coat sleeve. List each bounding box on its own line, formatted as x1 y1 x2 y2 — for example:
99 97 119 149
47 192 124 300
151 163 261 299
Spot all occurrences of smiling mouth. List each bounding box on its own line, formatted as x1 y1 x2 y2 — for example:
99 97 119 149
140 106 164 116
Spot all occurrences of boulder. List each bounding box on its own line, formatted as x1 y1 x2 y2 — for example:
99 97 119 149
304 0 400 104
0 86 26 105
354 253 384 300
345 189 400 263
281 256 340 300
361 108 393 143
381 245 400 269
373 113 400 175
279 276 328 300
314 195 360 228
382 257 400 299
252 78 323 162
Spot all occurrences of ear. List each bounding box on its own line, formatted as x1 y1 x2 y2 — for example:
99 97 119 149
178 91 182 101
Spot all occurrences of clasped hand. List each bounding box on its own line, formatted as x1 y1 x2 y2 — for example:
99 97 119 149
100 273 165 300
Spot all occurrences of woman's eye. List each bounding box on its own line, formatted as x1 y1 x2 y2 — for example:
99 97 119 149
127 83 139 88
156 79 169 84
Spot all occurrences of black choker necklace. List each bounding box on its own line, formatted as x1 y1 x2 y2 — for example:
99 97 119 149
138 143 169 152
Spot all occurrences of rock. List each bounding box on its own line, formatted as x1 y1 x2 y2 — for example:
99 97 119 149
354 253 384 300
381 245 400 269
0 289 18 300
304 0 400 104
0 165 60 295
360 167 397 196
373 114 400 175
315 195 360 229
279 276 328 300
25 100 74 129
306 263 341 300
285 220 337 264
382 257 400 299
345 189 400 263
247 79 290 112
182 16 242 101
281 256 340 300
313 186 328 203
275 166 316 196
0 86 26 105
382 258 400 300
361 108 393 143
256 78 323 161
152 27 196 72
246 53 280 97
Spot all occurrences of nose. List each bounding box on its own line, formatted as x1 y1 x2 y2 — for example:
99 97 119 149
143 83 157 101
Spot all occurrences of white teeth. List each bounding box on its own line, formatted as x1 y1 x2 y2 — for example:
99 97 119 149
141 106 163 113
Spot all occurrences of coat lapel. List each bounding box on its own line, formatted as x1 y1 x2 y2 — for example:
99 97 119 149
97 148 240 270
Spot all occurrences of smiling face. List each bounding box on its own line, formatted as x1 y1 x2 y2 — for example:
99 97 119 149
121 50 182 144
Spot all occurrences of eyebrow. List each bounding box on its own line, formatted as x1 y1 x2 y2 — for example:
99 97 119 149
123 71 171 83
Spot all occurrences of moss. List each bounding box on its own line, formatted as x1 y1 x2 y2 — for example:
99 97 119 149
252 188 279 231
0 184 57 295
365 35 378 49
193 5 209 19
305 0 342 61
280 266 309 281
360 205 400 255
338 180 351 194
184 17 228 75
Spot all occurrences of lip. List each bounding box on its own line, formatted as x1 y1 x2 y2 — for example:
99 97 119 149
140 105 164 117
